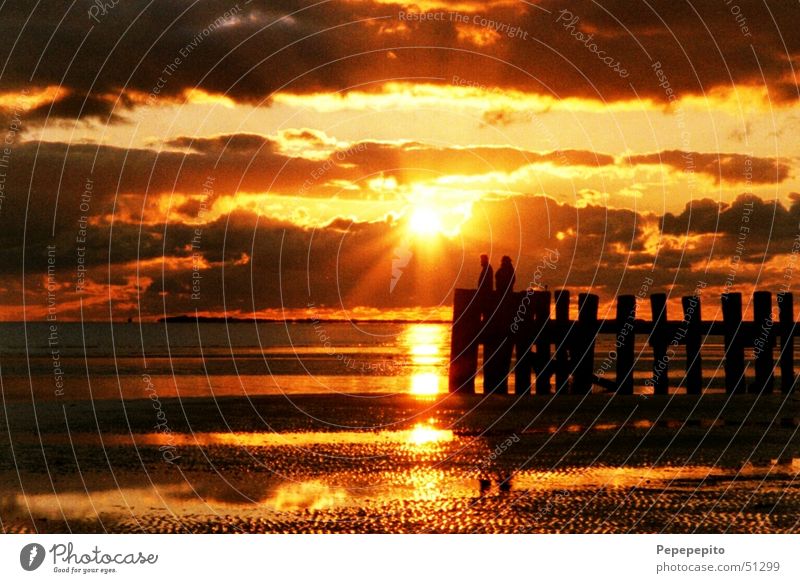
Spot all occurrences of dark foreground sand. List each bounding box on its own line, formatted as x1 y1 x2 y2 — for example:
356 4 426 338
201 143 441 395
2 393 799 533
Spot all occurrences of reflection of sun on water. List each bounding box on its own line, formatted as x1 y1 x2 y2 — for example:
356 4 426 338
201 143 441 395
403 324 448 398
407 421 453 445
411 372 440 396
269 481 347 511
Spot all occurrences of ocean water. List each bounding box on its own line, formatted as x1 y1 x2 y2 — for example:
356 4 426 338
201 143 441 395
0 321 743 402
0 321 451 401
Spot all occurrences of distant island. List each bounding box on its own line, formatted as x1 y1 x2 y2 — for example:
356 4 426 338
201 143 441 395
158 315 450 324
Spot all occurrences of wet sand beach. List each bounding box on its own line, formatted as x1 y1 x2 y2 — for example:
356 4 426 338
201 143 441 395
2 393 799 533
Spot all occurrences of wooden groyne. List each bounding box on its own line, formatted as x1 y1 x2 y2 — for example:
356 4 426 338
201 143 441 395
448 289 798 395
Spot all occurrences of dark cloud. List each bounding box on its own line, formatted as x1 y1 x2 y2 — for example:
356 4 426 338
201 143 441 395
661 193 800 242
1 0 798 120
25 92 132 124
166 133 278 155
627 151 790 185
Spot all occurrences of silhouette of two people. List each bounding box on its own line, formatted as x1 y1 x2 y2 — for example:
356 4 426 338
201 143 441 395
476 254 518 395
477 254 516 320
495 256 516 297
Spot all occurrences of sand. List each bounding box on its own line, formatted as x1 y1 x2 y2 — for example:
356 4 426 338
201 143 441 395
1 393 799 533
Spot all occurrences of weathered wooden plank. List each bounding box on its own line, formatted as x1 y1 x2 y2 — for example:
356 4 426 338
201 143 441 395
572 293 599 394
682 295 703 395
751 291 774 394
778 292 795 393
615 295 636 395
533 291 552 395
513 291 533 396
554 290 571 393
722 292 746 394
449 288 481 393
650 293 669 395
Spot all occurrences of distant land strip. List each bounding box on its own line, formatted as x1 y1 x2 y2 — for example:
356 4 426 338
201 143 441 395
158 315 451 324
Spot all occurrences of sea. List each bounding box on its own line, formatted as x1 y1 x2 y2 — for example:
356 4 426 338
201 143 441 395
0 320 736 402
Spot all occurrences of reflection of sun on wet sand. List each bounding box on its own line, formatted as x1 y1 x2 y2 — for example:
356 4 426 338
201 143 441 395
270 481 348 512
2 393 799 533
36 423 454 449
404 324 448 397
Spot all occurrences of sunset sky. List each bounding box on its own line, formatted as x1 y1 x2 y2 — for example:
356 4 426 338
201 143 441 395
0 0 798 321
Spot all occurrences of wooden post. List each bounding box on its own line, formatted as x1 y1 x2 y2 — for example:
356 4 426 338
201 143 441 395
722 292 746 394
483 292 514 394
751 291 775 394
534 291 552 394
778 292 795 393
513 291 533 396
649 293 669 395
554 290 570 393
572 293 599 394
448 289 481 393
682 295 703 395
615 295 636 395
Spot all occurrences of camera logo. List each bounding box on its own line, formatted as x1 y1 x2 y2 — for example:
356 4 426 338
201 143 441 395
390 241 412 294
20 543 46 571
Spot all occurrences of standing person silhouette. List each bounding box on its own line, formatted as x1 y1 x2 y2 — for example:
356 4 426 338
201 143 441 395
495 256 516 298
477 254 493 320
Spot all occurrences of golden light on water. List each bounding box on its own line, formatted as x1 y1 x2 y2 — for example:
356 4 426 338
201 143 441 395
403 324 448 398
411 372 440 396
269 481 347 511
63 430 453 448
406 422 454 445
410 342 439 364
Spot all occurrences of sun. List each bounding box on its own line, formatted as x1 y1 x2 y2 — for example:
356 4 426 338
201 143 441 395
408 206 444 236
